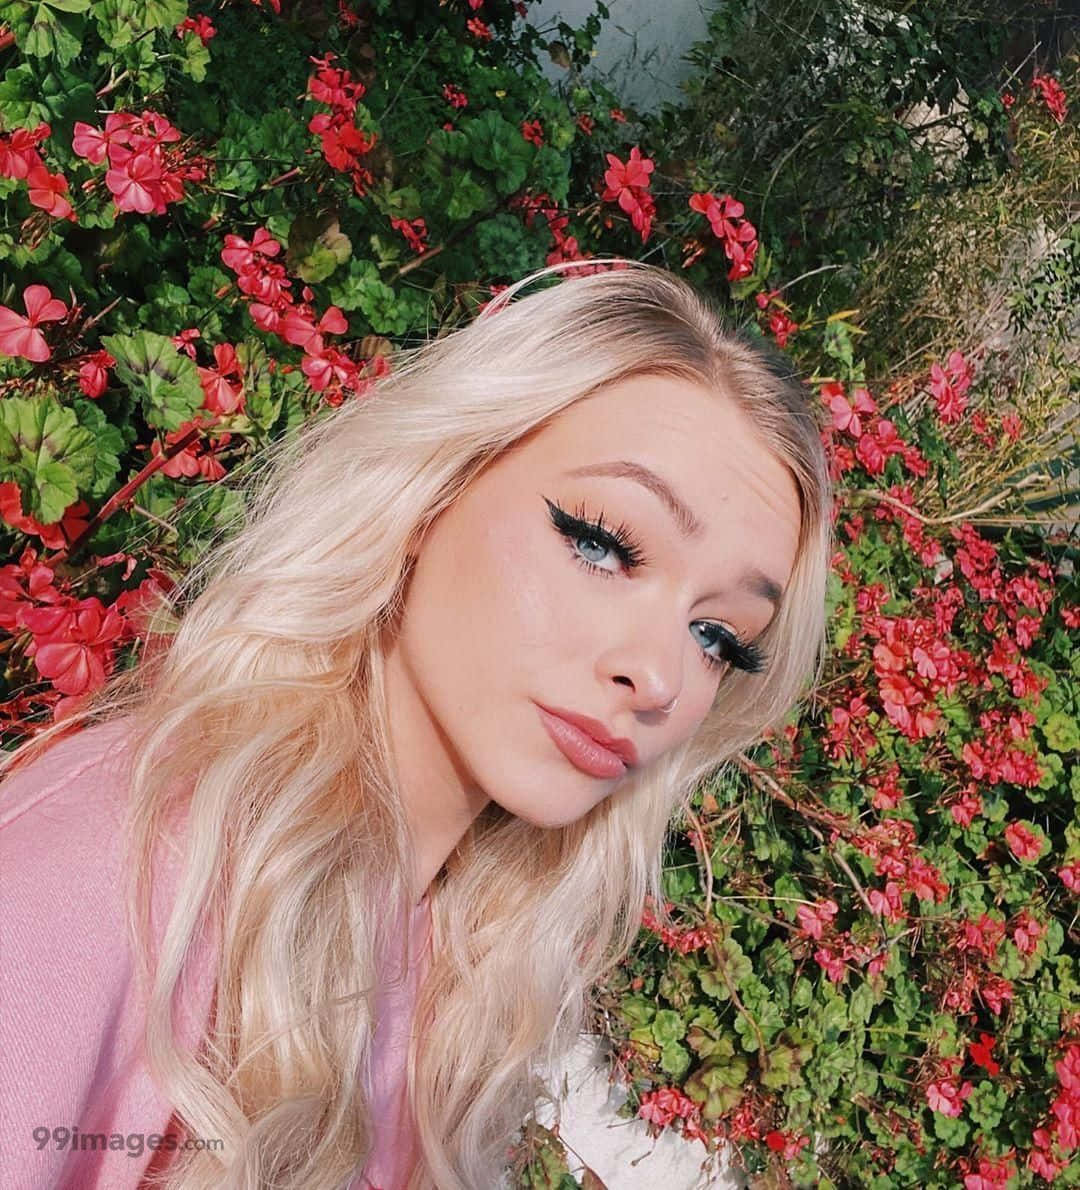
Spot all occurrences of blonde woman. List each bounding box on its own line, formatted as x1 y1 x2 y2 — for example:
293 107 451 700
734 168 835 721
0 259 833 1190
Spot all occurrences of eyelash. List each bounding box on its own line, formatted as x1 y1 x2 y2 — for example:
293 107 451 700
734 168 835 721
542 496 768 676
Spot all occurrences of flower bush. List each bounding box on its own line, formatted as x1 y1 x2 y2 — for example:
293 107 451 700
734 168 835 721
0 2 1076 1187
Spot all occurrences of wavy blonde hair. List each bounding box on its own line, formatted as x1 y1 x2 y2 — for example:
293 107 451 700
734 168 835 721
1 259 834 1189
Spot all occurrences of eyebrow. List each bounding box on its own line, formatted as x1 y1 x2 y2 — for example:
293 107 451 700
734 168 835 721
564 459 786 610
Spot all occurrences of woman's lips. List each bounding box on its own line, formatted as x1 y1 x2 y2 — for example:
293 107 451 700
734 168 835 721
536 705 628 778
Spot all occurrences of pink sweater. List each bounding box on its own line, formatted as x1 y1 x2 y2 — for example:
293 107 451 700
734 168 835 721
0 715 432 1190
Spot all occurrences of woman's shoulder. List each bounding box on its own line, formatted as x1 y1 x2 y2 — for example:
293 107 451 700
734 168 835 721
0 712 205 948
0 713 140 836
0 713 219 1190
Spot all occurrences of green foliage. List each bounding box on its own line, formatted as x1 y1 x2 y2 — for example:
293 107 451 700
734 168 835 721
654 0 1018 312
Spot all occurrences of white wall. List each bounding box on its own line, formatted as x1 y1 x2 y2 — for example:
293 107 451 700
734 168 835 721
524 0 712 112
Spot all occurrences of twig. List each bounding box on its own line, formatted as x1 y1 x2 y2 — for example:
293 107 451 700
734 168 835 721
132 503 179 536
845 476 1052 526
830 847 878 922
683 801 715 918
731 751 848 831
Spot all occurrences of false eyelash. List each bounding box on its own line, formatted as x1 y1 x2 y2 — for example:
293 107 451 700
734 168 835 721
542 496 769 676
698 623 768 675
543 496 649 568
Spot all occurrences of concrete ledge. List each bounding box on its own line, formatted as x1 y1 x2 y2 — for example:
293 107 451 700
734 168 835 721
533 1034 748 1189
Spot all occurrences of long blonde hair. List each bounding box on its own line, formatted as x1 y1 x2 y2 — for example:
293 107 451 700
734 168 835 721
1 259 833 1188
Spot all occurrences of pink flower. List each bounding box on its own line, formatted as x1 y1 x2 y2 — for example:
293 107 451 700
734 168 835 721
221 227 282 274
813 946 847 983
827 384 877 437
171 327 201 358
0 284 67 362
1012 912 1045 955
1004 820 1046 863
926 1078 973 1116
105 151 163 214
442 83 468 109
980 975 1014 1016
796 898 838 940
949 788 982 828
26 164 75 221
1059 860 1080 892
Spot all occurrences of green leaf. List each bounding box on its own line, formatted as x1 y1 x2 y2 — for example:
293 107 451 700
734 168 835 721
91 0 187 44
651 1009 686 1047
0 396 97 523
931 1111 969 1148
287 213 352 284
966 1080 1007 1131
850 981 875 1025
618 994 655 1028
178 31 211 84
101 330 204 431
445 169 489 221
71 397 125 499
23 4 85 65
660 1041 691 1078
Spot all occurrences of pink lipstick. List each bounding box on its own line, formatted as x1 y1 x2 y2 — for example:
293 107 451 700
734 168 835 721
536 705 630 778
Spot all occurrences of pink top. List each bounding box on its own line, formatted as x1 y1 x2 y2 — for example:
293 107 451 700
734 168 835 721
0 715 432 1190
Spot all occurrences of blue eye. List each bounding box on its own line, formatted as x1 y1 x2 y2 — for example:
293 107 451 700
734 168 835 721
543 496 768 676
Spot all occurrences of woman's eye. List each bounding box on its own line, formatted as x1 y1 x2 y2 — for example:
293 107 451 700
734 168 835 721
573 532 620 573
544 495 768 676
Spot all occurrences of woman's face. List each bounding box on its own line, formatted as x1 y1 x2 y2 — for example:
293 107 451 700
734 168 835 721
382 372 802 890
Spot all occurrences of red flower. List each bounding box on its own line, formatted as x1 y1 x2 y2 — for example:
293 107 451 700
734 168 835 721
77 349 115 398
0 122 51 180
1031 73 1067 124
175 14 216 43
197 343 246 415
968 1032 1000 1076
689 191 759 281
171 327 202 358
600 147 656 243
521 119 544 146
442 83 468 109
466 16 493 40
603 145 653 193
390 216 428 255
0 284 67 362
22 597 127 697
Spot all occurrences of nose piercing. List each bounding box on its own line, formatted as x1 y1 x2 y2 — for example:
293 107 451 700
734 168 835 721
660 695 679 715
